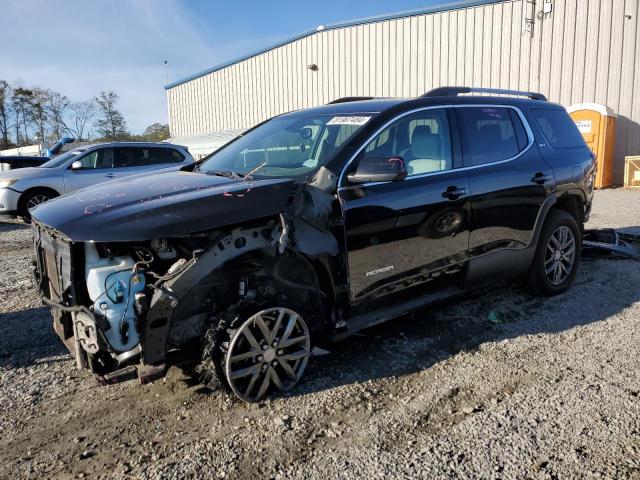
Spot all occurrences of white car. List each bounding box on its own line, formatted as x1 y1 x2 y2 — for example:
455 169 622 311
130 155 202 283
0 142 193 221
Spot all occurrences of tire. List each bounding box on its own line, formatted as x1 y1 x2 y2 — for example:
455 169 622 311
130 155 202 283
19 189 58 222
525 209 581 296
200 303 313 403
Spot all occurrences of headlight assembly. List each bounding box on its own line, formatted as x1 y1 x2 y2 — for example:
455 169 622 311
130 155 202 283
0 179 18 189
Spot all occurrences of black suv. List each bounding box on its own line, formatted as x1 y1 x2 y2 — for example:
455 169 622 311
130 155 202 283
31 87 595 402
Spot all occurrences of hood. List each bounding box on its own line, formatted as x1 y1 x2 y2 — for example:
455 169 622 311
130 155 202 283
31 170 295 242
0 167 51 182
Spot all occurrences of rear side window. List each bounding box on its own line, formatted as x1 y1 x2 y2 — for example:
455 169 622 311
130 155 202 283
115 147 185 167
457 107 525 166
148 148 185 165
530 108 585 148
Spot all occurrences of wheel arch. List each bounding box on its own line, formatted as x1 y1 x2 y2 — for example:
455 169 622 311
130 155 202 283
17 186 60 216
514 190 585 275
143 221 338 365
551 190 586 228
224 248 337 336
529 190 586 249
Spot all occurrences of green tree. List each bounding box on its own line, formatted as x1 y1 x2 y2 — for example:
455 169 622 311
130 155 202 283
94 91 128 140
142 122 170 141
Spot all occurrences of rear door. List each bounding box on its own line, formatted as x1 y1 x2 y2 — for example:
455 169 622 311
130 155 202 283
529 108 595 201
114 147 187 177
339 107 471 307
457 105 553 257
63 148 116 193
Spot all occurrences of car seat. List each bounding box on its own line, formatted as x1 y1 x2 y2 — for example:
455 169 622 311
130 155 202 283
401 125 448 175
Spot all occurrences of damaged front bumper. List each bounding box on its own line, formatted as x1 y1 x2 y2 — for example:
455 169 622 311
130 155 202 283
31 218 290 386
31 220 167 384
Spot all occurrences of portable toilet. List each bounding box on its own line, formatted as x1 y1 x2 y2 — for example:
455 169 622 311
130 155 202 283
566 103 617 189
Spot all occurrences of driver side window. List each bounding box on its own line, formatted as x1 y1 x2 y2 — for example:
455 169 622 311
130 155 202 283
361 109 453 176
75 148 114 169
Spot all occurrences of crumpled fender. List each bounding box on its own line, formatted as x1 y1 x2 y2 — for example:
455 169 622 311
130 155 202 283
142 223 286 364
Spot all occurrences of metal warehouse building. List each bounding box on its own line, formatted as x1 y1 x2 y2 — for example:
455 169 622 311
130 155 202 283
166 0 640 182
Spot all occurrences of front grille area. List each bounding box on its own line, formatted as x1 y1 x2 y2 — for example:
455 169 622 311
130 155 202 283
32 221 78 352
32 221 73 302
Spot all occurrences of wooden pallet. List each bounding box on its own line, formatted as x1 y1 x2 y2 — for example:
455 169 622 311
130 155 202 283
624 156 640 188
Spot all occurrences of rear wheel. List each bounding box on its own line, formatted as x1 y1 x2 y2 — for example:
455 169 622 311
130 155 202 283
19 189 57 222
525 210 580 296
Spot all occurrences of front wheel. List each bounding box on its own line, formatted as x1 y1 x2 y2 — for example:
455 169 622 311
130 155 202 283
525 210 581 296
215 306 312 402
19 189 57 222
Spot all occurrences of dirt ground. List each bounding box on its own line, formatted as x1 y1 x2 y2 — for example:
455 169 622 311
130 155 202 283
0 188 639 480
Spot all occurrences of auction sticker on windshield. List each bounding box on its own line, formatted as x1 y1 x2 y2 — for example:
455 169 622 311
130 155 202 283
327 116 372 126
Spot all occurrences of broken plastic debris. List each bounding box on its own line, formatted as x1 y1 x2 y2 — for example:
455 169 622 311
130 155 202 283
311 346 331 357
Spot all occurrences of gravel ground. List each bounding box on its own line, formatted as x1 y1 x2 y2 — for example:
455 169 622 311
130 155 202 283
0 188 639 479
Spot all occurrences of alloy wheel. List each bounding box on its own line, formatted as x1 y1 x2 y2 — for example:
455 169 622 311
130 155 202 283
544 225 576 285
224 307 310 402
26 194 51 210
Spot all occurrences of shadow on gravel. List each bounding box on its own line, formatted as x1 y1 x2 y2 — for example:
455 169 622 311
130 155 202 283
0 306 68 368
289 259 640 398
2 253 637 402
0 220 29 233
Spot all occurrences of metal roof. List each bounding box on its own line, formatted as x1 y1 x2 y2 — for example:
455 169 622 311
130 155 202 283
165 129 246 158
166 129 246 148
279 98 405 116
165 0 505 90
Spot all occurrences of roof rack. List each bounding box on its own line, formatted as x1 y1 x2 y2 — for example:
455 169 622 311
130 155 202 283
327 96 375 104
422 86 547 101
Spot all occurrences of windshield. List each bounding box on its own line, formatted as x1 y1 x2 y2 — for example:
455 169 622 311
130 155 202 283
199 113 374 177
40 149 84 168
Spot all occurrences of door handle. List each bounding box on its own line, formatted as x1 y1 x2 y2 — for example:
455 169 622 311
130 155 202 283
531 173 551 184
442 185 466 200
105 173 117 178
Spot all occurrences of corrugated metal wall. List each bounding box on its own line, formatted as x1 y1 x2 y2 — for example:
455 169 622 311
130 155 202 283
167 0 640 182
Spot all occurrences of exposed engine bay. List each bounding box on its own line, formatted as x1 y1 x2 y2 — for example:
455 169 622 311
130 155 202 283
30 174 342 400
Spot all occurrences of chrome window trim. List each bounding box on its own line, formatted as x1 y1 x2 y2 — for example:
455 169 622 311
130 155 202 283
337 104 535 190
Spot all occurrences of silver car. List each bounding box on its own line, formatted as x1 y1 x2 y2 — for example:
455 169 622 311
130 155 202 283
0 142 193 221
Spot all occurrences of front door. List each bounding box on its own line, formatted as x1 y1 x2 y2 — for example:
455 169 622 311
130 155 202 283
339 107 471 307
63 147 117 193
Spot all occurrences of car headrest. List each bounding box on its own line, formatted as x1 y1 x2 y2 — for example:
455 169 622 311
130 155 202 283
411 125 440 159
411 125 432 143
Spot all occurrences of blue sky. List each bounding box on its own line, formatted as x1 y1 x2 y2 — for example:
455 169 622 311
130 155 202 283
1 0 453 133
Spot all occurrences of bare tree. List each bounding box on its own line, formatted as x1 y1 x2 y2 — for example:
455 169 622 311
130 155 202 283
0 80 11 149
67 100 96 140
94 91 127 140
11 87 32 145
26 88 51 142
46 91 70 141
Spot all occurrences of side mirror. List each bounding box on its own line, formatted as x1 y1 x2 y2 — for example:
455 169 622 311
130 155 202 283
70 160 83 170
347 155 407 184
